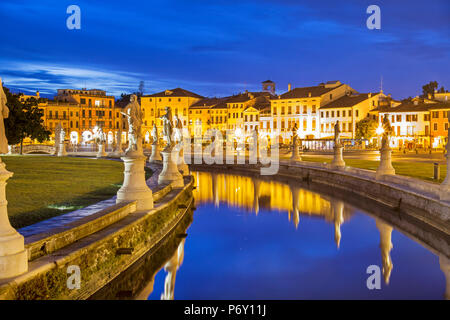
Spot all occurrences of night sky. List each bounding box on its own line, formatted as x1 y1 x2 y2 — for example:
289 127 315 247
0 0 448 99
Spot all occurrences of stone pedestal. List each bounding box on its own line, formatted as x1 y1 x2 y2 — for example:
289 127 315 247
149 144 162 163
116 155 153 211
440 148 450 201
0 160 28 279
57 142 67 157
158 151 183 188
290 144 302 163
330 145 345 169
96 144 107 158
376 145 395 179
177 148 189 176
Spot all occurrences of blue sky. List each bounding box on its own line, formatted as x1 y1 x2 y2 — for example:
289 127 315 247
0 0 448 99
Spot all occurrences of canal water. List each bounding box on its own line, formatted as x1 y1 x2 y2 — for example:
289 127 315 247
91 171 449 300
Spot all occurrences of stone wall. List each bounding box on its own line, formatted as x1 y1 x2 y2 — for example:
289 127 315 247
0 177 194 300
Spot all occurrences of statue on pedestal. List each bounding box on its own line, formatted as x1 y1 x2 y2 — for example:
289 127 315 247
376 114 395 178
0 78 9 154
151 123 158 145
121 94 143 156
381 115 393 150
330 120 345 169
0 77 28 279
334 120 341 148
290 123 301 162
173 115 183 143
160 107 173 151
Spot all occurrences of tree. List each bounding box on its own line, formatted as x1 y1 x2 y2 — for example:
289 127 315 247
137 81 145 97
421 81 439 98
355 117 377 140
3 87 50 154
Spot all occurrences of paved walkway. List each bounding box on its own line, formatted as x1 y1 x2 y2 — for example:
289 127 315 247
19 159 162 238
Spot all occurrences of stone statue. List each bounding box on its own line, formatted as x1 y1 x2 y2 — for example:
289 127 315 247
334 120 341 147
121 94 143 155
115 129 122 152
96 126 106 144
173 114 183 143
0 78 8 154
291 123 299 148
381 114 393 149
151 123 158 145
160 107 173 151
59 123 66 144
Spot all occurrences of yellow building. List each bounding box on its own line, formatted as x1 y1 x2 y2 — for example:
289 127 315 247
189 97 229 136
225 89 274 141
140 88 203 142
39 89 122 146
319 92 384 139
271 81 356 143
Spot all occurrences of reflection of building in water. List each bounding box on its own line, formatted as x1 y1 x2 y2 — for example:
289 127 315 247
161 239 186 300
193 171 354 226
375 218 394 284
439 255 450 300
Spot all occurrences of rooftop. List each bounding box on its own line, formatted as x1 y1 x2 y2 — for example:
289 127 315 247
144 88 204 99
320 93 379 109
275 83 345 100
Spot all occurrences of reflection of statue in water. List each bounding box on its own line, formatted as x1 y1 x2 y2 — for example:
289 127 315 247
161 239 186 300
334 120 341 147
121 94 143 155
381 115 393 149
160 107 173 151
151 124 158 145
0 78 9 154
375 218 393 284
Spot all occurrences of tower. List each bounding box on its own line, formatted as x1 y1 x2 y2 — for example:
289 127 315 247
262 80 275 95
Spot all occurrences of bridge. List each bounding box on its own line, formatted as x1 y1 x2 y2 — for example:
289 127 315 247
11 144 55 155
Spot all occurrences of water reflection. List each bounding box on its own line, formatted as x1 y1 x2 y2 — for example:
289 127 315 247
160 239 185 300
90 171 449 300
194 171 354 250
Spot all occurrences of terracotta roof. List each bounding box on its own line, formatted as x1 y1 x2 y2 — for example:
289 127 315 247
262 80 274 83
226 91 273 103
374 101 449 113
144 88 204 99
320 93 378 109
190 97 229 109
275 84 344 100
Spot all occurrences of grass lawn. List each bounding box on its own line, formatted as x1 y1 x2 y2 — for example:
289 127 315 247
2 156 125 228
301 156 447 183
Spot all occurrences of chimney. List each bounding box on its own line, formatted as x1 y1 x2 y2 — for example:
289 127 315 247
288 83 292 92
414 100 419 106
368 93 372 98
427 93 432 100
36 91 40 99
308 92 311 97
